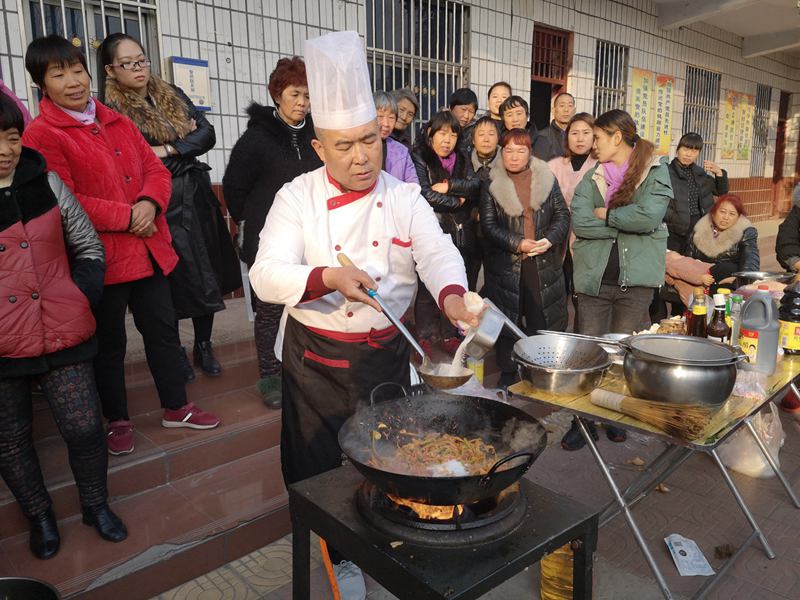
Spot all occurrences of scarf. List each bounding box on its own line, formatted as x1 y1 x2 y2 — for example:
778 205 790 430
679 162 700 216
438 152 456 175
603 158 629 208
55 96 96 125
104 75 192 143
570 154 589 172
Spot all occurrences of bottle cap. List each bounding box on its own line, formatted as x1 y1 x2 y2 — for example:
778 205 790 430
693 287 704 297
758 285 769 290
717 288 731 295
713 294 726 306
731 294 743 303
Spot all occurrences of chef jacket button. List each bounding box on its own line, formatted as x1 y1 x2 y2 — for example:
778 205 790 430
31 292 39 300
20 241 29 249
334 244 341 251
124 176 131 183
372 240 378 247
347 311 354 318
8 296 16 303
377 202 383 208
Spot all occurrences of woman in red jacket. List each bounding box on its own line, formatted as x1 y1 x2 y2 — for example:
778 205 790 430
23 35 220 456
0 94 127 558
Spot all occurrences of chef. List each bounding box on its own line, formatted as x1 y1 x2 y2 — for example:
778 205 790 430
248 30 477 599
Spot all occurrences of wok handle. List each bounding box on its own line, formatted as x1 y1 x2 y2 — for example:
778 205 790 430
369 381 409 406
479 451 536 487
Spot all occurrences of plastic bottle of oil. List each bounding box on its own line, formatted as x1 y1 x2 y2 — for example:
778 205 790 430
540 543 573 600
779 274 800 355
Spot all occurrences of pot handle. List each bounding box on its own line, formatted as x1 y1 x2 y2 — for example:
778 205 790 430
369 381 409 406
479 451 535 487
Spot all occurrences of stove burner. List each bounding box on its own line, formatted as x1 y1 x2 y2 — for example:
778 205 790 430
356 482 527 547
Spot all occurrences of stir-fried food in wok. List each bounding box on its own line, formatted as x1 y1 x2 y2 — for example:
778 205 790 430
370 431 500 476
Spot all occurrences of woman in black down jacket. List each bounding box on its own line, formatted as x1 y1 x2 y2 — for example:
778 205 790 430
480 129 569 388
685 194 759 292
411 110 480 353
100 34 241 380
223 57 322 408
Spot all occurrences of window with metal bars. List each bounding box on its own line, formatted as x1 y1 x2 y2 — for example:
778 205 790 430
531 25 570 85
366 0 469 124
750 84 772 177
593 40 628 116
23 0 159 98
682 66 721 165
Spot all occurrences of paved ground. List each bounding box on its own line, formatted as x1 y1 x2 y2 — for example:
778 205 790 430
149 219 800 599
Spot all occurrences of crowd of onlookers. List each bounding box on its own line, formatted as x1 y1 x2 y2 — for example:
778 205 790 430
0 33 796 564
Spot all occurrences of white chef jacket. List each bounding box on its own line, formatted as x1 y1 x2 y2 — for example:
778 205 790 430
249 167 468 355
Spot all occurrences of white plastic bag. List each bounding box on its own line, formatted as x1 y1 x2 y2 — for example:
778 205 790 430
717 403 784 478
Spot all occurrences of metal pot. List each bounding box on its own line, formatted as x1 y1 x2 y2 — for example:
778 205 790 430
620 336 744 406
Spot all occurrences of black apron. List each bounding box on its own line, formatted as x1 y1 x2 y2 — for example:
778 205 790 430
280 315 411 486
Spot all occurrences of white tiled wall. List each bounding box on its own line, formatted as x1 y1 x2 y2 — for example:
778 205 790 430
0 0 798 184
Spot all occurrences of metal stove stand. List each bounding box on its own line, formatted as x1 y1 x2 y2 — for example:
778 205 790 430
290 465 599 600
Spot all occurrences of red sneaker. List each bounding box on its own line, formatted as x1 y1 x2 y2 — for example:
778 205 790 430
107 420 134 455
162 402 221 429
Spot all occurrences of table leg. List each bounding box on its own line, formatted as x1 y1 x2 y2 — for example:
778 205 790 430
576 419 674 600
292 524 311 600
744 418 800 508
572 526 597 599
709 449 776 559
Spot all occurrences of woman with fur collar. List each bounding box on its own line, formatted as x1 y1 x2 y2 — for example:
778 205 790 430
99 33 240 381
685 194 759 291
479 128 570 389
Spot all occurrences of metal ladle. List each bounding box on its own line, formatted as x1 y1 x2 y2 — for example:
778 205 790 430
336 253 473 389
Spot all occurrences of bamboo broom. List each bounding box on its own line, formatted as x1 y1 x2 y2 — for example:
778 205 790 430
590 389 713 440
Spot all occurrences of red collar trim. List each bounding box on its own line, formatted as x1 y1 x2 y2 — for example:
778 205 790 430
326 170 378 210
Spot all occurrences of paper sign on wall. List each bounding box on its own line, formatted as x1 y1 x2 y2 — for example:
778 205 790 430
630 68 674 155
721 91 754 161
170 56 212 112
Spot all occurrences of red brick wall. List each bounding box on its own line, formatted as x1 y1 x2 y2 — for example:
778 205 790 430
726 176 799 223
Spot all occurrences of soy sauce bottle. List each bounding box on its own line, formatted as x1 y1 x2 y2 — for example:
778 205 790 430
707 294 731 343
779 274 800 355
688 287 707 338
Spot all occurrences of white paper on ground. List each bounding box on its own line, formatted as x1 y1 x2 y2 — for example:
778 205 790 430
664 534 715 577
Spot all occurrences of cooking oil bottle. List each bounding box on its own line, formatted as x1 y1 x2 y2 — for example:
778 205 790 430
540 543 573 600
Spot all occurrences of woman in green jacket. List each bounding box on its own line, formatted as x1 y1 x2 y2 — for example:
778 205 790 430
564 109 672 450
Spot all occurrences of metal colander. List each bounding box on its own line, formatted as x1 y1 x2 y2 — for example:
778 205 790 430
513 335 610 371
512 335 611 396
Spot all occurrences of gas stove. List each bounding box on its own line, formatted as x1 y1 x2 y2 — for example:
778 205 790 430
289 465 599 599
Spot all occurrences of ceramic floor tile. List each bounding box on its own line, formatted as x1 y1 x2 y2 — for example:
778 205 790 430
158 564 260 600
226 537 294 595
171 447 286 525
2 485 213 597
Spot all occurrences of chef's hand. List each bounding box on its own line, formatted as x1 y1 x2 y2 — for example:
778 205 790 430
443 294 480 329
322 266 381 312
703 160 723 177
593 207 608 220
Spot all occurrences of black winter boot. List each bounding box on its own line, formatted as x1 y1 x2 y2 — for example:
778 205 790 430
193 341 221 376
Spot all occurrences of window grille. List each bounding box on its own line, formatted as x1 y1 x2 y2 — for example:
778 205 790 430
593 40 628 116
750 84 772 177
682 65 721 165
366 0 469 124
23 1 160 98
531 25 570 85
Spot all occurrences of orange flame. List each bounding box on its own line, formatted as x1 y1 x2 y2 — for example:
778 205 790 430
387 494 465 520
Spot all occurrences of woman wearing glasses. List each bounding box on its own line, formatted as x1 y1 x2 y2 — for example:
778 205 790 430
98 33 240 381
23 35 220 457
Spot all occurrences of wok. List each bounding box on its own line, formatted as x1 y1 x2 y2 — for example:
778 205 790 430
339 383 548 505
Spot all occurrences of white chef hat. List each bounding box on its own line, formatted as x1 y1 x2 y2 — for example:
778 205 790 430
304 31 376 130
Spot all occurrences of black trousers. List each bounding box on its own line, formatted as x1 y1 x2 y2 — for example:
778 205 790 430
93 266 186 421
496 257 548 374
249 288 283 378
0 362 108 518
281 317 410 563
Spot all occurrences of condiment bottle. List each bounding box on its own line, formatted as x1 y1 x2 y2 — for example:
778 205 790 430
779 274 800 355
707 294 731 343
729 294 744 346
717 287 732 327
739 285 779 375
688 287 707 338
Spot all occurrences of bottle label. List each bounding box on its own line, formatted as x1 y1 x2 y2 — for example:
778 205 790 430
739 328 759 363
779 320 800 351
692 305 706 315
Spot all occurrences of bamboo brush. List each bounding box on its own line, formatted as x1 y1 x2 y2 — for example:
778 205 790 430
590 389 713 440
